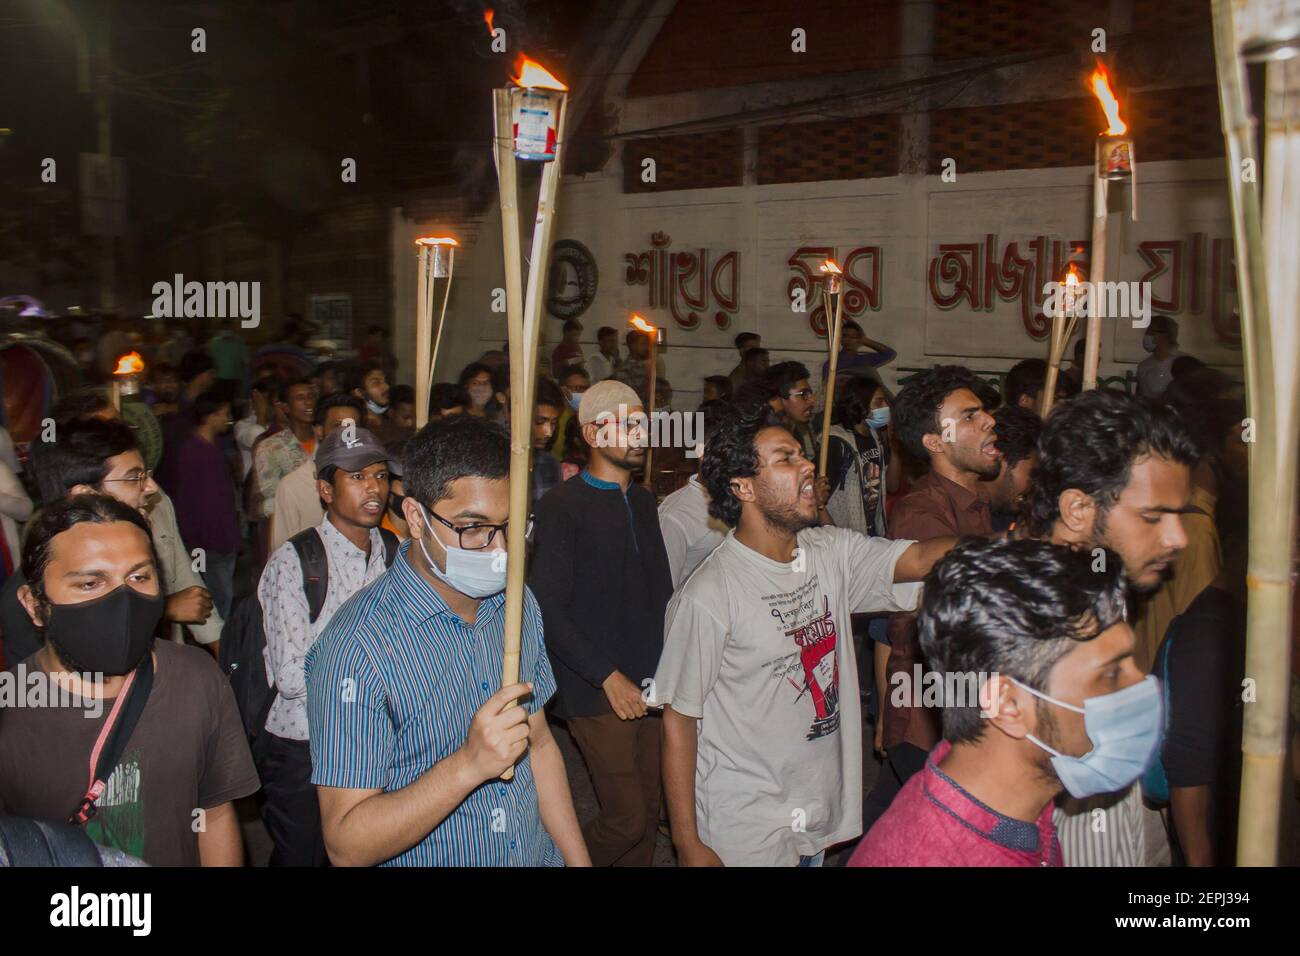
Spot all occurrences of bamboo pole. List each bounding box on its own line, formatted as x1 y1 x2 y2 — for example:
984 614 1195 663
1082 149 1107 391
428 245 456 396
1213 0 1297 864
643 332 657 490
1041 292 1079 417
817 289 845 476
496 88 569 780
415 248 433 429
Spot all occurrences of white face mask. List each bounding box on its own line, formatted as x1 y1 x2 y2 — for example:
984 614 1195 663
416 504 507 598
467 384 492 408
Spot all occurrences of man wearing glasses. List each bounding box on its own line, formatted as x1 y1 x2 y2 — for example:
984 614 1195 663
0 416 219 666
304 414 589 867
530 380 675 867
763 361 821 466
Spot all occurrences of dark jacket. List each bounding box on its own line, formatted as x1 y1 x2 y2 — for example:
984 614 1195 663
529 472 673 719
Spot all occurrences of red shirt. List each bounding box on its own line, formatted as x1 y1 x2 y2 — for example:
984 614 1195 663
849 741 1062 867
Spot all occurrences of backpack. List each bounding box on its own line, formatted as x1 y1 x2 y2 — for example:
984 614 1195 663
220 527 399 738
0 816 104 867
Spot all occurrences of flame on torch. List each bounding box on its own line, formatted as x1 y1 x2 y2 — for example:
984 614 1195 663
484 8 494 33
820 258 843 294
415 235 460 247
629 313 655 334
1089 66 1127 136
114 352 144 376
1064 262 1082 287
512 56 568 91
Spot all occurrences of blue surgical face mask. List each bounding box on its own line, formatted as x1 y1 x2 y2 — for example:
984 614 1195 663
566 391 583 411
416 504 507 599
366 399 389 415
1141 334 1156 353
866 407 891 430
1011 675 1163 799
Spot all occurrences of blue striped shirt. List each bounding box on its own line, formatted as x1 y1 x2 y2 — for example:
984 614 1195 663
304 541 562 866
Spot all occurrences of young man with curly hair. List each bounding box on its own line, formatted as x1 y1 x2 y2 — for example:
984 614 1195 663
651 404 956 866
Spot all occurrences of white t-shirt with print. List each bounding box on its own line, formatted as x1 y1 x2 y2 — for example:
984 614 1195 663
652 526 922 866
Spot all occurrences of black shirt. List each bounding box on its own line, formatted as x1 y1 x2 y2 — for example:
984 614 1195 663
1155 585 1246 864
529 471 673 719
0 571 40 665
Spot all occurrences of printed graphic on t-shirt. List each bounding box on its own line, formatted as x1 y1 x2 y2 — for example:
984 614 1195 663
762 580 841 741
85 748 145 859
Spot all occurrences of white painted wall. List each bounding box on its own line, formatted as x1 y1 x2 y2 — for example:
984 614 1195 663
395 155 1241 410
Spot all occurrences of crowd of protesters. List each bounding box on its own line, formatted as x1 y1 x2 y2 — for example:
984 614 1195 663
0 308 1293 870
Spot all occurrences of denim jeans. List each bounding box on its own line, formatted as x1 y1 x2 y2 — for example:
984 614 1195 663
797 850 825 867
201 550 237 621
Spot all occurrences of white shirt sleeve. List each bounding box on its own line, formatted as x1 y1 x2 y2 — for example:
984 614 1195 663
258 546 315 702
651 589 729 719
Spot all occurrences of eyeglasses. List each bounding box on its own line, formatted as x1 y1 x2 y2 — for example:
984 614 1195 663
425 507 532 551
787 388 815 401
103 470 153 486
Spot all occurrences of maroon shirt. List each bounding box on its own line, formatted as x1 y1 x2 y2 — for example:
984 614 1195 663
173 433 241 555
883 471 992 752
849 741 1062 867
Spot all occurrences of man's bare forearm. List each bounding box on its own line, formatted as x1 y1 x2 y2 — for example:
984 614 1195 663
531 722 591 866
662 706 704 850
1170 785 1216 866
894 536 959 582
322 751 480 867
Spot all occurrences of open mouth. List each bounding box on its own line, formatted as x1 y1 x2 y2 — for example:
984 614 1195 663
799 478 816 501
981 439 1002 460
362 500 383 514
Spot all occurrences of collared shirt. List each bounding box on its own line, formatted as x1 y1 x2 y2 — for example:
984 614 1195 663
305 543 561 866
883 470 992 753
586 350 619 383
849 740 1062 867
657 474 726 589
259 516 389 741
269 455 324 554
253 429 312 518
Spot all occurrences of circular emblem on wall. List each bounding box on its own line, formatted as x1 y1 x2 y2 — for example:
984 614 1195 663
546 239 598 320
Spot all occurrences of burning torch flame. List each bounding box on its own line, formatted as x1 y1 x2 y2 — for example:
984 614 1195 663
484 8 494 34
114 352 144 376
415 235 460 246
1064 262 1082 287
629 314 656 334
819 259 842 276
512 56 568 91
1089 66 1127 136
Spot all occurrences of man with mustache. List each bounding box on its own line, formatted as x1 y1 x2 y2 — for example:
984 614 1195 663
866 366 1003 829
653 404 956 866
1022 388 1198 865
257 426 396 865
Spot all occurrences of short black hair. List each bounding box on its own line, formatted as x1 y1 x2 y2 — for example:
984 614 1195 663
191 385 234 426
429 382 470 414
699 399 738 446
743 347 769 367
457 362 492 387
314 392 365 427
404 414 510 506
735 332 760 351
918 537 1127 744
992 404 1043 470
535 377 565 411
278 377 315 405
178 351 215 383
559 365 590 387
28 418 139 505
625 328 650 348
562 319 582 334
389 384 415 408
1003 359 1047 407
347 361 385 395
700 402 784 527
22 494 156 607
763 361 811 401
251 373 281 397
892 365 984 462
833 375 887 429
596 326 617 340
1025 389 1199 537
49 387 112 424
703 374 732 400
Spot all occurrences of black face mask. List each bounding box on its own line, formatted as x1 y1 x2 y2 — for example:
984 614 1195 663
43 585 164 676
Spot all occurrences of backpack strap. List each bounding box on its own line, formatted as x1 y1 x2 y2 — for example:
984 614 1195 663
0 817 104 867
379 527 400 567
290 528 329 623
69 653 154 826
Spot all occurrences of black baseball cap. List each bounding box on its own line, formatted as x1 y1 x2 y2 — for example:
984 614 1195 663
314 426 390 476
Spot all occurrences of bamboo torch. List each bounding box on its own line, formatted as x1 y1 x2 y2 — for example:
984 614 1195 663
1211 0 1299 867
414 236 458 429
493 55 569 779
817 259 845 477
629 314 659 489
1040 264 1083 417
110 351 144 413
1083 65 1137 390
